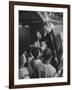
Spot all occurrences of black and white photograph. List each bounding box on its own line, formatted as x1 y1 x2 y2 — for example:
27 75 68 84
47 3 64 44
19 11 63 79
9 1 70 88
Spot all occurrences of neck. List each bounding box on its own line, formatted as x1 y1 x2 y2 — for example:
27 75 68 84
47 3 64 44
45 58 51 65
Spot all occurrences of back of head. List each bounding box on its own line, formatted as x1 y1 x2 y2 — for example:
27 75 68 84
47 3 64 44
43 48 52 63
31 47 39 59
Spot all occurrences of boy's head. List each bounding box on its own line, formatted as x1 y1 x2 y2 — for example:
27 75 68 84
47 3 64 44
41 41 47 51
31 47 39 59
43 48 52 63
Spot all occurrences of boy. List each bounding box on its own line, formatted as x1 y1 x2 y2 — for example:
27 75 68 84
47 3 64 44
42 48 58 77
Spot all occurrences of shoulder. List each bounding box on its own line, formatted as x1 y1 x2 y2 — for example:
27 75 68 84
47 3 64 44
45 64 56 73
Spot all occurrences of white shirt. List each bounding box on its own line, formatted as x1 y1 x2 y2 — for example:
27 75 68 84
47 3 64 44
44 64 56 77
32 59 56 78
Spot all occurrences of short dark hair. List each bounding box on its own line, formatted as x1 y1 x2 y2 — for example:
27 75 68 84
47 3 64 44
31 47 39 58
43 48 52 61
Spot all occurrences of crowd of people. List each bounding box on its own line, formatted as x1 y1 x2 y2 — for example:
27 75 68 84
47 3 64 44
19 22 63 79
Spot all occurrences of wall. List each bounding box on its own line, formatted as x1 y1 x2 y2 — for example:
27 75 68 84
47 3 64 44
0 0 72 90
19 26 31 55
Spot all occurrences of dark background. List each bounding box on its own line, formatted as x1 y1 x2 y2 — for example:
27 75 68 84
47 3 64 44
19 11 44 55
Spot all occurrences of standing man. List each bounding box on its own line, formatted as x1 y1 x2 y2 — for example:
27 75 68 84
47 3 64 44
43 21 60 66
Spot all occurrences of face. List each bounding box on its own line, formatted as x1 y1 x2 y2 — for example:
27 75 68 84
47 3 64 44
36 31 41 39
41 41 47 51
44 22 52 33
